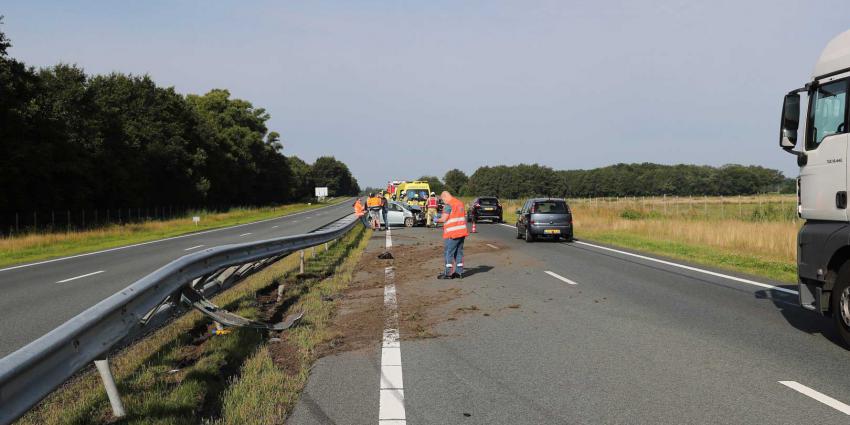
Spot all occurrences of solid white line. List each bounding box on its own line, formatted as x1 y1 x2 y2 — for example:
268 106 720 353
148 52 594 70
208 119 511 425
0 200 352 273
272 225 279 229
56 270 105 283
486 243 499 249
184 245 204 251
779 381 850 415
239 233 252 237
495 223 798 295
544 270 578 285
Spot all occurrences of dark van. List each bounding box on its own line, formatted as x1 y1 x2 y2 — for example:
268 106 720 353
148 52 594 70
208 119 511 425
515 198 573 242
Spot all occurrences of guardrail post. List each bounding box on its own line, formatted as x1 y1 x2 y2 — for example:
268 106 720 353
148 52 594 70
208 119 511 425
94 358 126 418
277 281 285 303
325 242 329 252
311 246 316 258
300 250 305 274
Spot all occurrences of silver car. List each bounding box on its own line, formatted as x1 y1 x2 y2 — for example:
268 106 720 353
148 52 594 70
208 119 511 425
515 198 573 242
379 201 422 227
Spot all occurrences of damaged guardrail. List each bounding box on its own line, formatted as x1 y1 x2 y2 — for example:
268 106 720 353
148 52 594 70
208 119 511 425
0 213 360 424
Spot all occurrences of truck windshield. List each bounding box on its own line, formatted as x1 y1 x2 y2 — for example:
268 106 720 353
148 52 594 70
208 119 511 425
808 79 848 149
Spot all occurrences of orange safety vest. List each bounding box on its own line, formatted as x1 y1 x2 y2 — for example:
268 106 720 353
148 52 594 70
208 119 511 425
354 200 365 217
443 198 469 239
427 197 438 208
366 196 382 208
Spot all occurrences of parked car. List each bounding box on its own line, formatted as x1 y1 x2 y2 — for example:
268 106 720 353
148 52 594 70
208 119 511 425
379 201 423 227
515 198 573 242
467 196 503 222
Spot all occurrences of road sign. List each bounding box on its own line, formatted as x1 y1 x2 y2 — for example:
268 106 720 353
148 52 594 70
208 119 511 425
315 187 329 197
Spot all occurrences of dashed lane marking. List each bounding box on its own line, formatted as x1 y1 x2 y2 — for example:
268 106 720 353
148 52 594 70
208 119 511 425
184 245 204 251
379 228 406 424
779 381 850 415
544 270 578 285
57 270 105 284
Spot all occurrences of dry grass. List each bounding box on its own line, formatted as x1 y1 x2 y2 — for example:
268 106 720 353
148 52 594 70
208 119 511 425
0 200 343 268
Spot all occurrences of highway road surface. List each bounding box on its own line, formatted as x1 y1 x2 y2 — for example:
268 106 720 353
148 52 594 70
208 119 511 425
0 200 354 357
289 222 850 424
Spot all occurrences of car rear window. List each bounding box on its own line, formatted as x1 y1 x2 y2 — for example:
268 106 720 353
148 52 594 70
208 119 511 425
533 201 568 213
479 198 498 205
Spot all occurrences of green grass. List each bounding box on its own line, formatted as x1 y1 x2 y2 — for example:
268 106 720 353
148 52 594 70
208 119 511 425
19 224 369 425
577 230 797 283
0 198 347 268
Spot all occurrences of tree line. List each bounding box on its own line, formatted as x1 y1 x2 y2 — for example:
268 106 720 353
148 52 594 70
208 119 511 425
0 21 358 218
414 163 793 199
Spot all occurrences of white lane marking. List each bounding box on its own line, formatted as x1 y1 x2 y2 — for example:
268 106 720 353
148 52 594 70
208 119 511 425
779 381 850 415
184 245 204 251
544 270 578 285
239 233 252 237
496 223 798 295
379 229 406 424
486 243 499 249
56 270 105 283
272 225 279 229
0 199 353 273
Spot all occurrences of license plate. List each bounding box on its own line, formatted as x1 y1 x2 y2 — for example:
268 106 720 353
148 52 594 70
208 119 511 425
484 207 494 211
544 229 561 234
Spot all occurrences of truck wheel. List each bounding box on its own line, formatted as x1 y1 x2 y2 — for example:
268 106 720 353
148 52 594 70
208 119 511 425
404 217 414 227
833 263 850 348
525 227 535 243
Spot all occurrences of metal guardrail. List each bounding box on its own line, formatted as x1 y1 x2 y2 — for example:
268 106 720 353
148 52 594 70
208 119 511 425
0 213 360 424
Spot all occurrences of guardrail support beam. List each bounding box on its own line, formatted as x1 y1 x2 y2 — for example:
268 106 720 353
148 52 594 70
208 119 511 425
94 358 126 418
300 250 305 274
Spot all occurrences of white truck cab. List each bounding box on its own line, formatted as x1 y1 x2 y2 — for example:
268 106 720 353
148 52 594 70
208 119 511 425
780 29 850 346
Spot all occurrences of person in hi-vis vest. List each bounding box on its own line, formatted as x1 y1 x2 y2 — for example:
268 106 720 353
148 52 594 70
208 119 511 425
436 191 469 279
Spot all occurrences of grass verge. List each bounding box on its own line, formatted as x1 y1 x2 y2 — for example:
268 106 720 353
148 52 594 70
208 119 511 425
18 223 369 425
576 230 797 283
0 198 346 268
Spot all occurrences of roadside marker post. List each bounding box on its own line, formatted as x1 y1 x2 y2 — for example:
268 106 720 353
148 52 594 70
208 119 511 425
94 358 126 419
300 250 305 274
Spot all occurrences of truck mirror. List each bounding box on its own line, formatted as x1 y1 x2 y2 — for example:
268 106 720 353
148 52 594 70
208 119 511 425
780 93 800 148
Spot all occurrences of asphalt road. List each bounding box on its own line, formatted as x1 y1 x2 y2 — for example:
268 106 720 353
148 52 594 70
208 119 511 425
290 222 850 424
0 200 354 357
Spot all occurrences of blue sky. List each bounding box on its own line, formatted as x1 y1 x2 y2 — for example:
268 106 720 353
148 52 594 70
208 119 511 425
4 1 850 187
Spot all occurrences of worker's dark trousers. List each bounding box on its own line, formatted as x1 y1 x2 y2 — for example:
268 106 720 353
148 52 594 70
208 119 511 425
443 236 465 275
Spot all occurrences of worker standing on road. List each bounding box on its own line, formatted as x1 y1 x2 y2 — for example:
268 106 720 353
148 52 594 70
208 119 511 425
379 191 389 230
426 192 438 228
436 191 469 279
366 193 383 230
353 198 367 226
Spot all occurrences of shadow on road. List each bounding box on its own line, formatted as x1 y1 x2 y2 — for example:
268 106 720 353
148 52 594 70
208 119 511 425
463 265 493 278
755 288 848 349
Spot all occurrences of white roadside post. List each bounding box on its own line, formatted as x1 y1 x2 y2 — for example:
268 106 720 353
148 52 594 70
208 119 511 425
300 250 305 274
192 216 200 226
94 358 126 418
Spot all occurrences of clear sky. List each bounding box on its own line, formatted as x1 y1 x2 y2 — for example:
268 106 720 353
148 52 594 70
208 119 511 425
4 1 850 187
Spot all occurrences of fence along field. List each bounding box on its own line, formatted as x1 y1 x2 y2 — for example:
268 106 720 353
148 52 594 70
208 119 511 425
497 194 799 283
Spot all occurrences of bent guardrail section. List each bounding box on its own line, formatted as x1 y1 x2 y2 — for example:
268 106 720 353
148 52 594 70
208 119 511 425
0 213 359 424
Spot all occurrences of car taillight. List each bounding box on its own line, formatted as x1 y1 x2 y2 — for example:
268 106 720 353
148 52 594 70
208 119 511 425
530 220 535 224
474 203 480 208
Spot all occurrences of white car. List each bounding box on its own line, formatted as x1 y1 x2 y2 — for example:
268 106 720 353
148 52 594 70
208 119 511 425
378 201 422 227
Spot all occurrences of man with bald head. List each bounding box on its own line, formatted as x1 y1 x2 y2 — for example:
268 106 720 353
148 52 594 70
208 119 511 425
436 191 469 279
